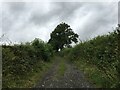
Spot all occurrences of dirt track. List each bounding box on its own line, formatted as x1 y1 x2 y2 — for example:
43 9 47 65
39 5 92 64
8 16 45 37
34 56 93 88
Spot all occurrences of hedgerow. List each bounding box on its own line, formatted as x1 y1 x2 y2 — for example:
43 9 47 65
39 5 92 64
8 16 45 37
2 38 53 87
62 25 120 88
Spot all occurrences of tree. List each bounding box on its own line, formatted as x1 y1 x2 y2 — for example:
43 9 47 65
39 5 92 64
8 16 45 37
48 22 79 51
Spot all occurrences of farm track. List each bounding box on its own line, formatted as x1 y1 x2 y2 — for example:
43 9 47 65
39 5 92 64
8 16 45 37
34 56 93 88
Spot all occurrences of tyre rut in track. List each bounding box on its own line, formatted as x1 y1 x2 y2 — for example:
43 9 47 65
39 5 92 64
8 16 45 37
34 56 94 88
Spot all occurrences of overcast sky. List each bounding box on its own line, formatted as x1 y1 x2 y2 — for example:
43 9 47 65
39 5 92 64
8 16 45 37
1 1 118 44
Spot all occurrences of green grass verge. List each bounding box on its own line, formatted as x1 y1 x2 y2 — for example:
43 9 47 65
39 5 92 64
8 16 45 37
3 59 54 88
73 59 118 88
55 58 66 78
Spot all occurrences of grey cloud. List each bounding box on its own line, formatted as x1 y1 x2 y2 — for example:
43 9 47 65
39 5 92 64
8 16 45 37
2 2 31 33
2 2 26 32
7 2 27 15
118 1 120 24
1 2 118 43
73 3 117 41
54 2 83 20
29 2 83 26
4 2 27 20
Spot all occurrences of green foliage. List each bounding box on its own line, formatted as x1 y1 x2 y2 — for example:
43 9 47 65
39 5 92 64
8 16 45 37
31 38 53 61
48 22 79 51
116 24 120 87
2 38 53 88
62 25 120 88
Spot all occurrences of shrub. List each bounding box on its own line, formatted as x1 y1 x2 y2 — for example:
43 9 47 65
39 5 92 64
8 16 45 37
64 27 119 87
2 38 54 87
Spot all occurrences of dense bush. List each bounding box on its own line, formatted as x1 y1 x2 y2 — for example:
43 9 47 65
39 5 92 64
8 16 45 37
116 25 120 87
2 38 53 87
62 25 120 88
31 38 53 61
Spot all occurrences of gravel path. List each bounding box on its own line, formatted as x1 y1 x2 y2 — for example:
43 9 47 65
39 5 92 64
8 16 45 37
34 56 93 88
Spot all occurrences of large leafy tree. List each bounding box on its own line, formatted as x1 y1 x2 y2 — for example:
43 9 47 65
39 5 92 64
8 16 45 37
48 22 79 51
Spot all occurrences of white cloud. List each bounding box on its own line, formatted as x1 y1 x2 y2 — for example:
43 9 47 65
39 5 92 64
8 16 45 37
1 2 118 44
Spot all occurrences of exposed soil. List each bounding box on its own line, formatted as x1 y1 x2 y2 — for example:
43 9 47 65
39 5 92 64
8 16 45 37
34 56 94 88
